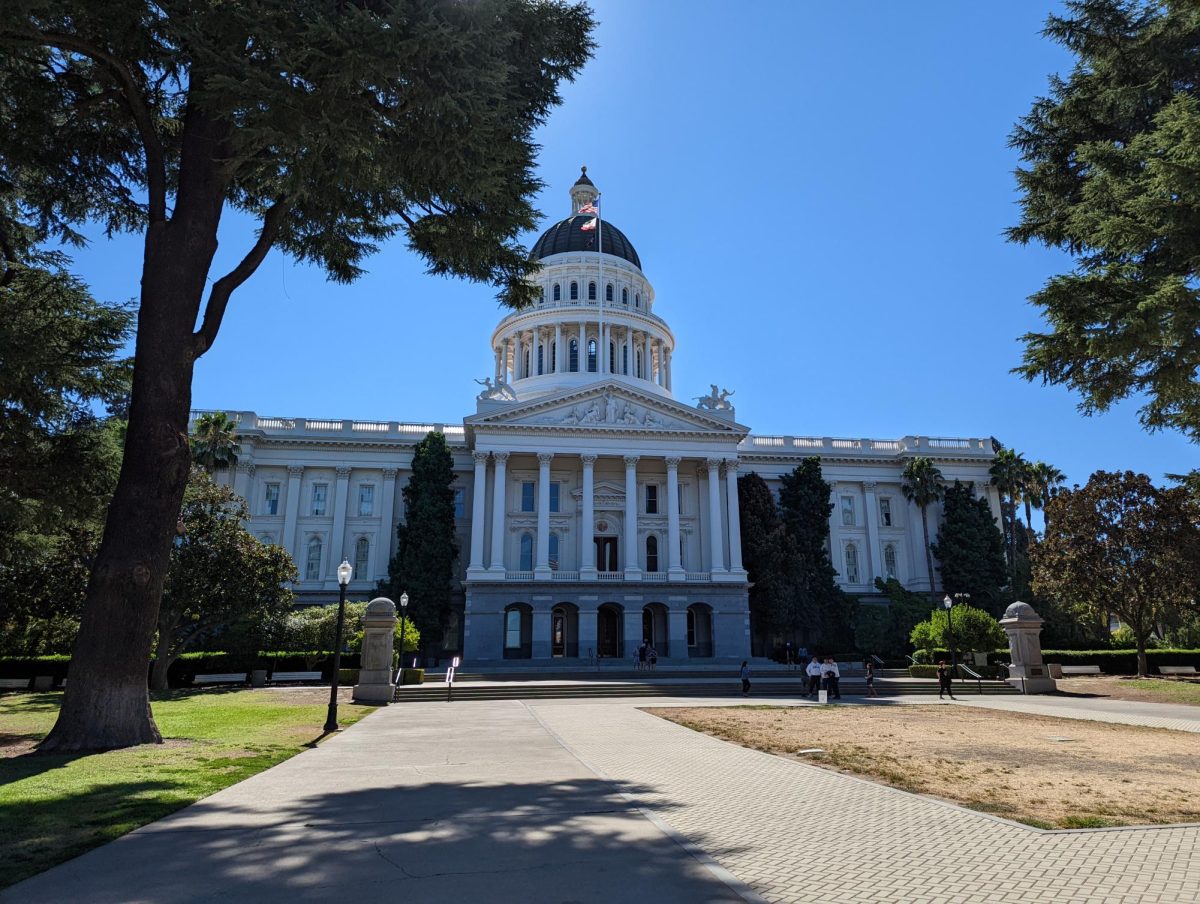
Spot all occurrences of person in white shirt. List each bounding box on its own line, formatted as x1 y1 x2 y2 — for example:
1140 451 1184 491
822 657 841 700
804 656 823 698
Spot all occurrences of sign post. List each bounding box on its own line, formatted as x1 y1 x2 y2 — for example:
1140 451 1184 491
445 656 460 702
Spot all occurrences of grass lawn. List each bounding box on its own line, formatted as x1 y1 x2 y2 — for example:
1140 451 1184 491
1057 676 1200 707
0 688 374 890
650 704 1200 830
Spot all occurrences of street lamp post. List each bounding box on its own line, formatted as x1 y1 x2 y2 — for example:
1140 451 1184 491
396 592 410 683
943 592 970 680
323 559 353 733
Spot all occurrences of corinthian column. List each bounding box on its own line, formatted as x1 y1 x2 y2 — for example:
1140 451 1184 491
467 452 489 577
725 460 745 574
624 456 641 579
535 452 553 578
706 458 725 572
666 457 684 580
580 454 597 579
488 452 509 574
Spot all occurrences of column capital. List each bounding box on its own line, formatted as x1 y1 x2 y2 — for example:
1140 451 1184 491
493 451 510 463
580 454 597 466
335 466 351 479
473 451 490 465
721 459 739 476
862 480 877 490
537 452 554 466
705 457 722 470
287 465 305 478
974 480 990 495
382 468 398 480
665 456 681 470
236 461 255 475
624 455 639 468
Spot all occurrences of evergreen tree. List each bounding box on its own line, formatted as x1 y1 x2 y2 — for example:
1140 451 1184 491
1010 1 1200 441
930 481 1008 614
1 1 595 750
189 412 240 474
738 472 798 643
379 432 460 650
901 457 945 603
777 458 855 650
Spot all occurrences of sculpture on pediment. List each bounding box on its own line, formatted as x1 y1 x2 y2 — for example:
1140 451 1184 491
475 377 517 402
695 384 735 411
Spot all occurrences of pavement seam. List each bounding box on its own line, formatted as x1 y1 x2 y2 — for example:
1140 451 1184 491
521 699 770 904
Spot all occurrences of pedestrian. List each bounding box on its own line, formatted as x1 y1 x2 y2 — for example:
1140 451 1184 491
822 656 841 700
804 655 822 698
937 660 956 700
739 660 751 696
648 646 658 671
865 659 879 698
637 641 647 672
785 640 794 671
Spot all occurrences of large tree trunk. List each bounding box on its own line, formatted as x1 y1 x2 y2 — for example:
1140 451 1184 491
39 110 228 752
150 611 182 692
1136 637 1149 678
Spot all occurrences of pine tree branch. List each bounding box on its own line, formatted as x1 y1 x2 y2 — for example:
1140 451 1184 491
193 202 288 357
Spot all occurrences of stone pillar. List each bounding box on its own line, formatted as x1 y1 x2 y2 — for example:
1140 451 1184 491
725 460 745 574
233 461 254 501
666 457 684 580
668 609 689 659
535 452 553 578
578 605 598 661
623 327 632 375
625 604 645 658
328 466 351 581
863 480 883 581
282 465 303 557
624 456 641 579
665 348 673 391
578 321 587 372
655 340 664 385
467 452 489 577
1000 602 1057 693
580 454 597 579
532 608 552 659
706 458 726 572
643 333 652 381
599 322 607 374
494 346 502 382
488 452 509 574
352 597 398 703
378 468 398 578
554 323 563 373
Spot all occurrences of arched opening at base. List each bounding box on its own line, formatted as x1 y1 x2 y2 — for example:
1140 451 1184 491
597 603 624 658
503 603 532 659
642 603 670 658
687 603 714 658
551 603 579 657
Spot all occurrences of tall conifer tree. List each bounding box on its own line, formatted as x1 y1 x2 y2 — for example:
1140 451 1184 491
930 481 1008 613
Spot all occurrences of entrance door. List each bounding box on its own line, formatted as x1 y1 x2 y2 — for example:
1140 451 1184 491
552 608 566 657
594 536 618 572
597 605 622 658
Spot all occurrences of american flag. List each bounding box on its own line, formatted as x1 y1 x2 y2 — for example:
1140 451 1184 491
580 217 597 232
578 202 598 215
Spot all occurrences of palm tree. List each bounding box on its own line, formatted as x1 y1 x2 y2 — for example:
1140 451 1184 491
901 456 945 603
1028 461 1066 533
190 412 240 474
989 447 1027 576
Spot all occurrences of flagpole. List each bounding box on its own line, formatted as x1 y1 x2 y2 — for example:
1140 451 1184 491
597 194 604 375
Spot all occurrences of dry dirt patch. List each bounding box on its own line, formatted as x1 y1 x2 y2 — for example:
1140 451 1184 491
648 705 1200 829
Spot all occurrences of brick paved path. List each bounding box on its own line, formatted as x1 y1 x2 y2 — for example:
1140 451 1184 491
530 699 1200 904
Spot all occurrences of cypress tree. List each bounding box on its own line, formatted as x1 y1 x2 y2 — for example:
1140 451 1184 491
738 472 793 641
380 432 460 649
930 481 1008 613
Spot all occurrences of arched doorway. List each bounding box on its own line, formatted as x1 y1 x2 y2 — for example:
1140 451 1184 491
597 603 623 658
503 603 532 659
551 603 579 658
687 604 713 658
642 603 669 657
593 517 619 572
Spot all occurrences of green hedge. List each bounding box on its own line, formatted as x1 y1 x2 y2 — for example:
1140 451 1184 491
0 651 367 686
1038 649 1200 675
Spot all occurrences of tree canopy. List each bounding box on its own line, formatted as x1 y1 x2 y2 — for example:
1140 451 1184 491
1011 0 1200 441
910 605 1006 659
901 456 944 602
930 481 1008 613
189 412 240 474
1032 470 1200 675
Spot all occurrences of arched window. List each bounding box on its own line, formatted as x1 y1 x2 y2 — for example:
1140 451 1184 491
646 535 659 572
260 533 275 545
588 281 596 301
553 283 561 302
884 543 898 578
636 349 643 379
569 338 579 372
537 344 544 375
523 350 530 378
605 283 613 302
845 543 860 583
505 607 522 650
622 345 628 375
635 293 641 308
306 537 322 581
354 537 369 578
609 341 616 372
570 281 578 300
622 287 628 305
587 339 597 372
549 533 560 571
550 341 556 373
539 287 545 304
519 533 534 571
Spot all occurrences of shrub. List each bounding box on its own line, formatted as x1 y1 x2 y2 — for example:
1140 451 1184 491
911 605 1006 656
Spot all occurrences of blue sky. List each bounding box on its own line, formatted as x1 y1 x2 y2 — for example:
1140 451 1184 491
67 0 1194 487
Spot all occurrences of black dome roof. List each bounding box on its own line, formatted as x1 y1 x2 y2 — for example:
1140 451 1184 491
531 215 641 269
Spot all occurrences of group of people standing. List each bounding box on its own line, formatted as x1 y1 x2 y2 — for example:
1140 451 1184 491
800 656 880 700
635 642 658 671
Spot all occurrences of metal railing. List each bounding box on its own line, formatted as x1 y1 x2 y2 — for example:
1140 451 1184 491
959 663 985 695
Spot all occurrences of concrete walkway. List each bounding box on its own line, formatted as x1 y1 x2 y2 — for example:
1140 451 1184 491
6 694 1200 903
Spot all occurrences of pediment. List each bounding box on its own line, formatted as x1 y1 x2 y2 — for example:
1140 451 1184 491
465 381 748 437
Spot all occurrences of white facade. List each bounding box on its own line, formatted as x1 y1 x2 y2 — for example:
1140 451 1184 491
206 169 999 664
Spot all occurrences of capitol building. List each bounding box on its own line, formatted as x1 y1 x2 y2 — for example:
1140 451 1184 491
208 169 999 665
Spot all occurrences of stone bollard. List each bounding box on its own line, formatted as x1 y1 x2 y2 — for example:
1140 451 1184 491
352 596 398 703
999 601 1057 694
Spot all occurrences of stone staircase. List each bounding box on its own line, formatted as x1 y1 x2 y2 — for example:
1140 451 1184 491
393 668 1020 703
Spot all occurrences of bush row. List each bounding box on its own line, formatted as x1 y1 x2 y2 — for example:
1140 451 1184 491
0 651 366 686
1037 649 1200 675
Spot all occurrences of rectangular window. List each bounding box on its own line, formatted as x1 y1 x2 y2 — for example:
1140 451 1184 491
879 497 892 527
521 481 535 512
840 495 855 527
358 484 375 517
454 488 465 519
845 544 860 583
264 483 280 516
549 482 560 513
646 484 658 514
505 610 522 649
311 483 328 516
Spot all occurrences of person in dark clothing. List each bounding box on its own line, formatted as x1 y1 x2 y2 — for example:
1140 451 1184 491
937 660 956 700
739 661 751 696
